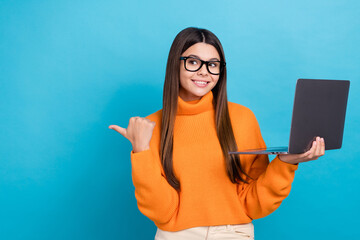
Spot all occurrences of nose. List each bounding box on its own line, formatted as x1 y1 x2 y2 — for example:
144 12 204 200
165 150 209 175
197 63 208 76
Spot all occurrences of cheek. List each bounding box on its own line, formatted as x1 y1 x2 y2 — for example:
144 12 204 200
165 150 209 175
180 67 193 84
212 76 220 85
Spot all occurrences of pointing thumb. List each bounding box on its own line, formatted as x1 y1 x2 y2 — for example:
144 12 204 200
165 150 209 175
109 125 127 138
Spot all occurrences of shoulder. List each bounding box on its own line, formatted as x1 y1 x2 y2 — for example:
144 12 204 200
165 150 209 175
228 101 257 123
145 109 162 123
227 101 264 147
227 101 262 137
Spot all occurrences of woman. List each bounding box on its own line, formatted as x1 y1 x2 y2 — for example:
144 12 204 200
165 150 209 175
109 27 325 240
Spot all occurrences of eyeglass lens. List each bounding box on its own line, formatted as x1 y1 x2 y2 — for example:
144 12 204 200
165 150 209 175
185 57 221 75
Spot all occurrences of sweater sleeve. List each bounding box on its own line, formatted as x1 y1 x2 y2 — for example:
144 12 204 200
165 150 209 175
238 155 298 219
236 109 298 220
130 113 179 225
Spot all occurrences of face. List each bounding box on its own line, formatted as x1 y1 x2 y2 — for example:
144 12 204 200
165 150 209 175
179 42 221 101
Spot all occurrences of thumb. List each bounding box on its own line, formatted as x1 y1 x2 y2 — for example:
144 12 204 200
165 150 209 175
109 125 127 138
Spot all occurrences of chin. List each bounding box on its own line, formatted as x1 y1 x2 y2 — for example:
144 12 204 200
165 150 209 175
190 89 210 98
180 83 214 101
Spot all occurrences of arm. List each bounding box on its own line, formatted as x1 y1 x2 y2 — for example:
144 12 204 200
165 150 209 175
235 110 298 219
237 154 298 219
109 114 179 224
235 107 325 219
131 149 179 224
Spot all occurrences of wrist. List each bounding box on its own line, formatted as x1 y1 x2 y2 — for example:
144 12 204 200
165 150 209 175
132 145 150 153
278 155 298 165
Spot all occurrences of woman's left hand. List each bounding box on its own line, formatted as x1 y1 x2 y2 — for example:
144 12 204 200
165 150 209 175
278 136 325 165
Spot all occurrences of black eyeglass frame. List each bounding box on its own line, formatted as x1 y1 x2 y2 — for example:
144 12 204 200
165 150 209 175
179 56 226 75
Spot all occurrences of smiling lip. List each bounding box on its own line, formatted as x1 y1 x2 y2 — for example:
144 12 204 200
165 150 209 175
192 79 210 88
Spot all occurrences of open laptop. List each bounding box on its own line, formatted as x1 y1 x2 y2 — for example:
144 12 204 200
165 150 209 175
229 79 350 155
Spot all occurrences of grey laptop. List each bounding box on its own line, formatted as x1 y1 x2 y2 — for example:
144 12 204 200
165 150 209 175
229 79 350 155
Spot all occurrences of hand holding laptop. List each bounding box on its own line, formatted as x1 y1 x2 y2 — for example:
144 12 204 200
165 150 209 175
229 79 350 159
278 136 325 165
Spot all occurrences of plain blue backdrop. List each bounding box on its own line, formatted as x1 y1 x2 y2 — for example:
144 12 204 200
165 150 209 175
1 0 359 239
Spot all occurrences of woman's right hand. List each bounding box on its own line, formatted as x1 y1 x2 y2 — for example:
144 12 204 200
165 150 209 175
109 117 156 153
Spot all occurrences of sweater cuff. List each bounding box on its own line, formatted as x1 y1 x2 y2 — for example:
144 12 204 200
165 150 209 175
131 149 155 178
131 148 165 183
131 149 152 159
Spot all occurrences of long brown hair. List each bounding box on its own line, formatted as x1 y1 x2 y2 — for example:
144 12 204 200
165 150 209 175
160 27 249 191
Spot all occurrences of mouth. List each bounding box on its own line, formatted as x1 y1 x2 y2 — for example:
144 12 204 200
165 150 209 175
191 79 210 88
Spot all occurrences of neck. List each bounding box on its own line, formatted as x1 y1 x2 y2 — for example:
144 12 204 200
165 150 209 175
179 89 202 102
177 91 214 115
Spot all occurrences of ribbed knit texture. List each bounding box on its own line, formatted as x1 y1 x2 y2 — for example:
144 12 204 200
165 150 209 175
130 91 298 231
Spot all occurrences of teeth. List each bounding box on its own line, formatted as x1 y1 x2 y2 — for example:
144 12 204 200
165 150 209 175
194 81 208 85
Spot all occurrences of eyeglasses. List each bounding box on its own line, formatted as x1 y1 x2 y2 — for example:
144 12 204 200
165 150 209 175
180 56 226 75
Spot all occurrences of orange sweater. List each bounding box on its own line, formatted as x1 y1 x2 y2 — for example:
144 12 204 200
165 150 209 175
130 90 298 231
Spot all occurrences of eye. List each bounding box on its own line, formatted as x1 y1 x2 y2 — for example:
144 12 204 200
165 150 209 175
188 58 199 65
208 62 219 68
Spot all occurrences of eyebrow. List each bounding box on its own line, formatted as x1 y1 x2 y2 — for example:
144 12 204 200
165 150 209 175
188 54 220 61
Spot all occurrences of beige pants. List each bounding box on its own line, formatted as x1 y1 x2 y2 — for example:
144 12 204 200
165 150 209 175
155 223 254 240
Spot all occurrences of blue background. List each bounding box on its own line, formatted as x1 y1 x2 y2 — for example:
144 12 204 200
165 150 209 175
1 0 359 239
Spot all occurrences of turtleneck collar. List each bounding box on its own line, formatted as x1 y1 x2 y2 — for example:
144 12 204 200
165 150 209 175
177 91 214 115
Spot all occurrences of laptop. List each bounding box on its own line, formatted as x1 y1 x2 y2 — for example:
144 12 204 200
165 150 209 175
229 79 350 155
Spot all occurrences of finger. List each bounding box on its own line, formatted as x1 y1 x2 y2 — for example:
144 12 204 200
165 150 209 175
297 151 310 161
109 125 127 137
130 116 140 123
144 118 154 122
315 137 322 156
305 140 317 159
129 116 141 122
142 118 156 126
150 120 156 127
297 146 312 160
320 138 325 155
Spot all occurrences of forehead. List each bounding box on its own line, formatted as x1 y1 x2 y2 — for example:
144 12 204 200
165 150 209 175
182 43 220 60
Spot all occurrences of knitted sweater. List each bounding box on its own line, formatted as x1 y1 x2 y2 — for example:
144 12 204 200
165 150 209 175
130 90 298 231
